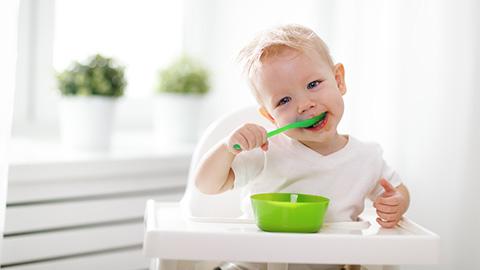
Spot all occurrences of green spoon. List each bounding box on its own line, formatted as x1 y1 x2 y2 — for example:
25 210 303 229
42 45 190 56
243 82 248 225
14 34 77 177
233 112 327 150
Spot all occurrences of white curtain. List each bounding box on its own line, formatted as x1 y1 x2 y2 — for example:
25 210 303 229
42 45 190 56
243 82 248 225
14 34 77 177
0 0 19 256
185 0 480 269
331 1 479 269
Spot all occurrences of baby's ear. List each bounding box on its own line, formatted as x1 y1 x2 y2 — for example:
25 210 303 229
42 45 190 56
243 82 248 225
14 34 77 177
258 107 276 124
334 63 347 95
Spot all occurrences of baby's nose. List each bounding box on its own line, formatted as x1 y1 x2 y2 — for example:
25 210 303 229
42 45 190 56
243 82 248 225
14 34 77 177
297 100 316 114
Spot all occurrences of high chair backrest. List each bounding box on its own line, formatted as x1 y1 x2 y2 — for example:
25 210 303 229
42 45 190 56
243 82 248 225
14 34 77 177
180 105 275 218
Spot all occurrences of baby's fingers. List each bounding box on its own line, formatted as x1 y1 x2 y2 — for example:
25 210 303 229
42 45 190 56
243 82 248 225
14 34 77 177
242 124 268 150
243 127 263 150
229 133 249 154
376 218 398 228
376 195 401 206
229 124 268 153
256 127 268 147
261 141 269 151
376 210 398 222
245 125 266 148
373 202 398 213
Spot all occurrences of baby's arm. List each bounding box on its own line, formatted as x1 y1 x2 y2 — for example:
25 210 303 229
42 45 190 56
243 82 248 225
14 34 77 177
194 123 268 195
373 179 410 228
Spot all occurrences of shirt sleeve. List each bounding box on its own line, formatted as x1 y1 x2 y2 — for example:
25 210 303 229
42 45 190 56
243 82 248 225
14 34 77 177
231 148 265 189
367 145 402 201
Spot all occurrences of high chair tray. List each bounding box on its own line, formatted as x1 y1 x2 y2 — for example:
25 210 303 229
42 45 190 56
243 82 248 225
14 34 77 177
143 201 439 265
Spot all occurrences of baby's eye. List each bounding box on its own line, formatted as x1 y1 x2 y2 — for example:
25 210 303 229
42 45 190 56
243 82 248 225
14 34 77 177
307 80 321 90
277 96 291 106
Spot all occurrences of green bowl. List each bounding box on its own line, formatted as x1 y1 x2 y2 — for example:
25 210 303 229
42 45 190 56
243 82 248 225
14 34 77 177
250 193 329 233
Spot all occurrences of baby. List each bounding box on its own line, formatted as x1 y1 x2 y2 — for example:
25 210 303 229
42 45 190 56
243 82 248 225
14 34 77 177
194 24 410 230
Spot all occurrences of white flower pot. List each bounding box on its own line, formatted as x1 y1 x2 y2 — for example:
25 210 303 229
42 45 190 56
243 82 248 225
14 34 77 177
59 96 116 152
153 93 204 145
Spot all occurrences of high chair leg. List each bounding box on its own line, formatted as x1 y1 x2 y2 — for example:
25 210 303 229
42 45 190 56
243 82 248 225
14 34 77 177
152 259 178 270
267 263 288 270
360 266 399 270
341 265 360 270
150 258 159 270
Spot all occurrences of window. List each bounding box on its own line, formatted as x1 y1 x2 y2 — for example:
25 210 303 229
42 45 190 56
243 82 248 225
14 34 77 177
53 0 184 98
13 0 184 136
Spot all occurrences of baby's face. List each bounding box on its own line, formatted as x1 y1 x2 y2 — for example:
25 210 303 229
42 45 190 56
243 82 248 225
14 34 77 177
256 48 346 145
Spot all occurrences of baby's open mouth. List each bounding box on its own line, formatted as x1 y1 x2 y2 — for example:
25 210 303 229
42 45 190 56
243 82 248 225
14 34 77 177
306 112 327 129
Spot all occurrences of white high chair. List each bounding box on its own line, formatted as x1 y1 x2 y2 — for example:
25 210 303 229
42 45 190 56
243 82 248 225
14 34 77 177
143 105 439 270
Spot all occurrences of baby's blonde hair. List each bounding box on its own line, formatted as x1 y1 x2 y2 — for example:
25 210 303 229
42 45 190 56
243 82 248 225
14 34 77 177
238 24 334 104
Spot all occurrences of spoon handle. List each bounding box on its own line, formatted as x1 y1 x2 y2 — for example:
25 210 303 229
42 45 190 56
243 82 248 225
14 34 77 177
233 112 325 151
232 124 298 150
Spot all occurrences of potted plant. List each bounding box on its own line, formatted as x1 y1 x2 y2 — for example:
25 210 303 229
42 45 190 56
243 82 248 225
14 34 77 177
154 55 210 145
56 54 126 151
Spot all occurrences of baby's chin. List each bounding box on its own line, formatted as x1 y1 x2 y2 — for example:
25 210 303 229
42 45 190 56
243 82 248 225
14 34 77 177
282 132 314 143
293 129 336 143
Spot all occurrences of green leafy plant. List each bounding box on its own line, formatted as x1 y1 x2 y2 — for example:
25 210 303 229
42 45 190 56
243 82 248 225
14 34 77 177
57 54 126 97
156 55 210 95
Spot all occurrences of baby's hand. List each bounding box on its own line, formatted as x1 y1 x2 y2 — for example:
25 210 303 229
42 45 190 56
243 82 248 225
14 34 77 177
226 123 269 155
373 179 408 228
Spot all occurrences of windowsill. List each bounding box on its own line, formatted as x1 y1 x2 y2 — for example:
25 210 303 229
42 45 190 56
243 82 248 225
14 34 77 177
9 131 195 182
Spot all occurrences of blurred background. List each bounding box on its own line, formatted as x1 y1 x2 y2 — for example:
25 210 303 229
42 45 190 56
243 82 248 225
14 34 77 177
1 0 479 269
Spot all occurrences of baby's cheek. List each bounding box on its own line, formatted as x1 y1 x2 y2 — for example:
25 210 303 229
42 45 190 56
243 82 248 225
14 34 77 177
276 114 295 126
273 110 296 129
